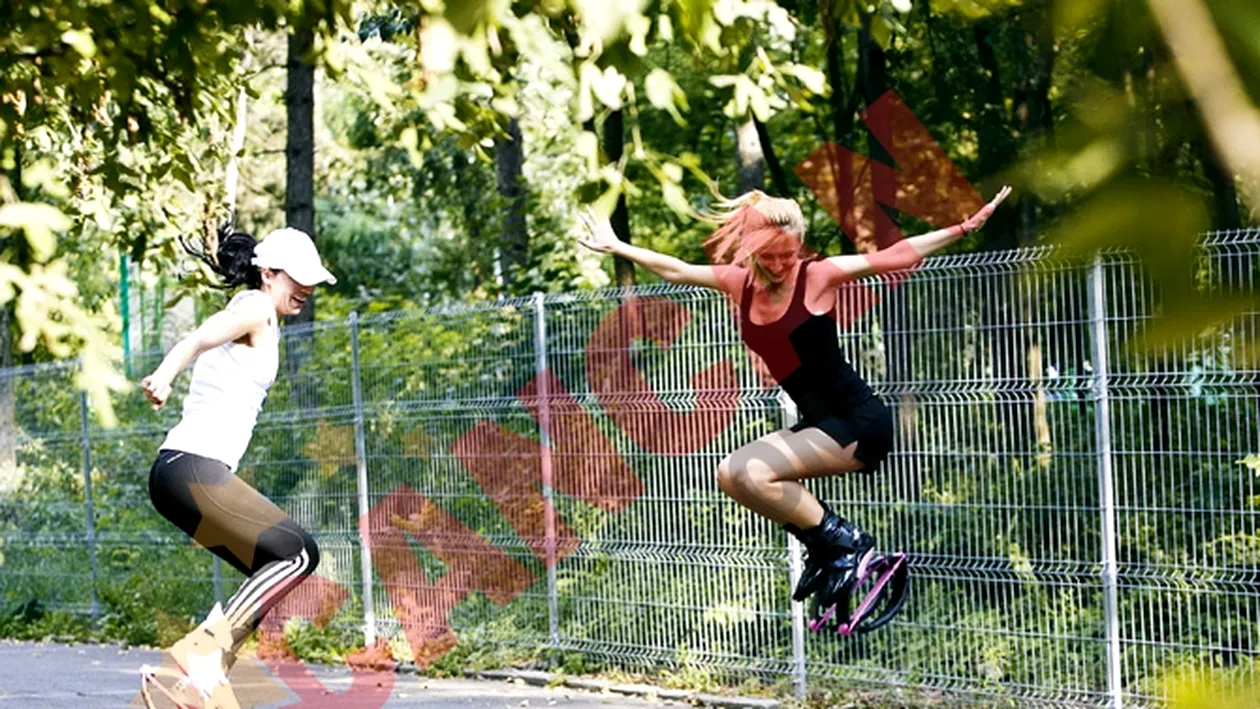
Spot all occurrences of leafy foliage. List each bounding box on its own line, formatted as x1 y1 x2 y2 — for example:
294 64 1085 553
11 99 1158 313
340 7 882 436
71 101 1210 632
3 1 1260 706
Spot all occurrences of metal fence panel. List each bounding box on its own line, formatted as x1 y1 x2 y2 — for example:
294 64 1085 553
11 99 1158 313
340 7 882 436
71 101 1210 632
2 232 1259 707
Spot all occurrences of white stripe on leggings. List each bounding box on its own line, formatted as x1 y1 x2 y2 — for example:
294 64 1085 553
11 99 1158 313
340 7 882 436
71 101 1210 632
224 552 301 617
224 549 312 626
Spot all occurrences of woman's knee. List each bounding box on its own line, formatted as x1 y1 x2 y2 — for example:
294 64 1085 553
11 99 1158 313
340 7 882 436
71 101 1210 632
262 520 321 574
716 456 777 494
299 528 321 573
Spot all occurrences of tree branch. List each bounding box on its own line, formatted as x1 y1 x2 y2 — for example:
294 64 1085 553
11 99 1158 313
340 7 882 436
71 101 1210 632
1146 0 1260 221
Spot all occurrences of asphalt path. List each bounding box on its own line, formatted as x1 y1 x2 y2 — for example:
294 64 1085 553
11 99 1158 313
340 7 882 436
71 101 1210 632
0 640 668 709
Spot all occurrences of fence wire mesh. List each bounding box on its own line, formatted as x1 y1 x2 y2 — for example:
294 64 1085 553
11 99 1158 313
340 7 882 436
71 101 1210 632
2 233 1259 707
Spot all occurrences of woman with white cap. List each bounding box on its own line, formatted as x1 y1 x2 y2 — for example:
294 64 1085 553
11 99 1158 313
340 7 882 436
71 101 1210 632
137 225 336 709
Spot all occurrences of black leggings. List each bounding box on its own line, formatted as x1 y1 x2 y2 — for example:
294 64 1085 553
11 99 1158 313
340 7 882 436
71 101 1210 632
149 449 320 647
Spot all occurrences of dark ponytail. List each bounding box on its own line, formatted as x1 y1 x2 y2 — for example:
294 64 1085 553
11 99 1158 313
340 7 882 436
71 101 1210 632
182 222 262 290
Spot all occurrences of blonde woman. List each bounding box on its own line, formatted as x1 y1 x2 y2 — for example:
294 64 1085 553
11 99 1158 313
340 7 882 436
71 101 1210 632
578 187 1010 631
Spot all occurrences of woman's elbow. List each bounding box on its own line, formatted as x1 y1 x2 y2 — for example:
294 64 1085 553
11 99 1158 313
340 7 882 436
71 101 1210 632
175 335 211 360
869 243 922 273
657 267 686 284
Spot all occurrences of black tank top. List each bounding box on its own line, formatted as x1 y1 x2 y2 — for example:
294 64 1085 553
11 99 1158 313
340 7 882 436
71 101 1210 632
739 259 874 422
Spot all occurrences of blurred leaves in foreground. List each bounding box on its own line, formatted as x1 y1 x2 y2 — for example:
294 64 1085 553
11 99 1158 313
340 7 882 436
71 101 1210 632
1020 0 1260 355
1164 664 1260 709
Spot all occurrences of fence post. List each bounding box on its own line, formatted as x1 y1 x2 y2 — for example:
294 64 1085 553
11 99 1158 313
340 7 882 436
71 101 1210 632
1088 255 1123 709
533 292 560 649
78 390 100 625
778 390 808 700
350 312 377 646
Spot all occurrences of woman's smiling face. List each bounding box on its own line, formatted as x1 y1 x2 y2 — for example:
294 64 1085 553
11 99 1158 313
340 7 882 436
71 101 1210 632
750 229 802 285
262 269 315 316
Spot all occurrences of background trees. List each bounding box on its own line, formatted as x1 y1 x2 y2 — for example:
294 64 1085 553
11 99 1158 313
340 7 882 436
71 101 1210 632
1 2 1259 701
5 0 1255 353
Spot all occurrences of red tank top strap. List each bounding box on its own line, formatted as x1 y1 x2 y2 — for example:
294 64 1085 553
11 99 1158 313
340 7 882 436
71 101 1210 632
739 269 756 327
741 259 813 329
787 259 810 315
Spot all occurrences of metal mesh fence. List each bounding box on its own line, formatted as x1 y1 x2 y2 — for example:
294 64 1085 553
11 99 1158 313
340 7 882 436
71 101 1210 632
2 232 1259 707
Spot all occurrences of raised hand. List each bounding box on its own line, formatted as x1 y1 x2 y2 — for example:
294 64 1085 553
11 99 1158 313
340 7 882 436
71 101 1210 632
576 209 622 254
960 185 1013 233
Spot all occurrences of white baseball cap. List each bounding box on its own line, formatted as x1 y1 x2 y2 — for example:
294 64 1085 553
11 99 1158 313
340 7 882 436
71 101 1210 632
251 227 337 286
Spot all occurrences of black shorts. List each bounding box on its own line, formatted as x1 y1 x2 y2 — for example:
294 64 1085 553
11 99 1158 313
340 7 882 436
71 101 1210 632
790 396 894 474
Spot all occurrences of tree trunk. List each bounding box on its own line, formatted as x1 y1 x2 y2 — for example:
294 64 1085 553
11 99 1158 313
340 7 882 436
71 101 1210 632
1013 14 1057 493
224 30 253 223
563 21 627 284
452 148 489 291
0 304 15 492
973 25 1009 179
754 117 790 197
1197 138 1242 230
973 23 1019 250
972 12 1059 571
855 15 923 492
495 117 528 291
286 27 317 324
987 13 1056 475
735 117 766 195
225 87 250 222
285 27 317 408
823 12 852 146
0 139 21 490
1013 16 1055 248
1019 26 1056 476
857 23 891 168
603 110 634 286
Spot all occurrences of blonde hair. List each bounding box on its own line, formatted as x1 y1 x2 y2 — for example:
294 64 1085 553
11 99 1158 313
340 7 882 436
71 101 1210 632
702 191 806 235
701 191 806 265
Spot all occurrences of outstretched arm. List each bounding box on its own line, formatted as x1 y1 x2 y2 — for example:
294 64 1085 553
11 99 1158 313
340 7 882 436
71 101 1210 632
140 294 272 409
577 210 741 292
822 186 1012 284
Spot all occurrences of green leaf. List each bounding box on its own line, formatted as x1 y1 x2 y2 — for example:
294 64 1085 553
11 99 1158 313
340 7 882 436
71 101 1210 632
661 180 690 216
576 130 600 173
839 0 861 27
657 13 674 41
1046 180 1260 352
787 64 826 95
22 161 71 200
627 13 651 56
645 68 677 110
1052 180 1207 284
0 203 69 262
645 68 688 126
592 182 622 218
672 0 716 45
590 65 626 111
748 83 772 122
730 75 757 118
870 15 893 51
61 29 97 58
1133 293 1257 351
577 179 603 204
400 126 423 168
1236 455 1260 475
576 0 650 44
419 18 459 75
444 0 490 35
1054 0 1109 35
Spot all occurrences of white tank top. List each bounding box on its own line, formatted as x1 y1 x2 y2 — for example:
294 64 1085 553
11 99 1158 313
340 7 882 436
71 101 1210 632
161 291 279 471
